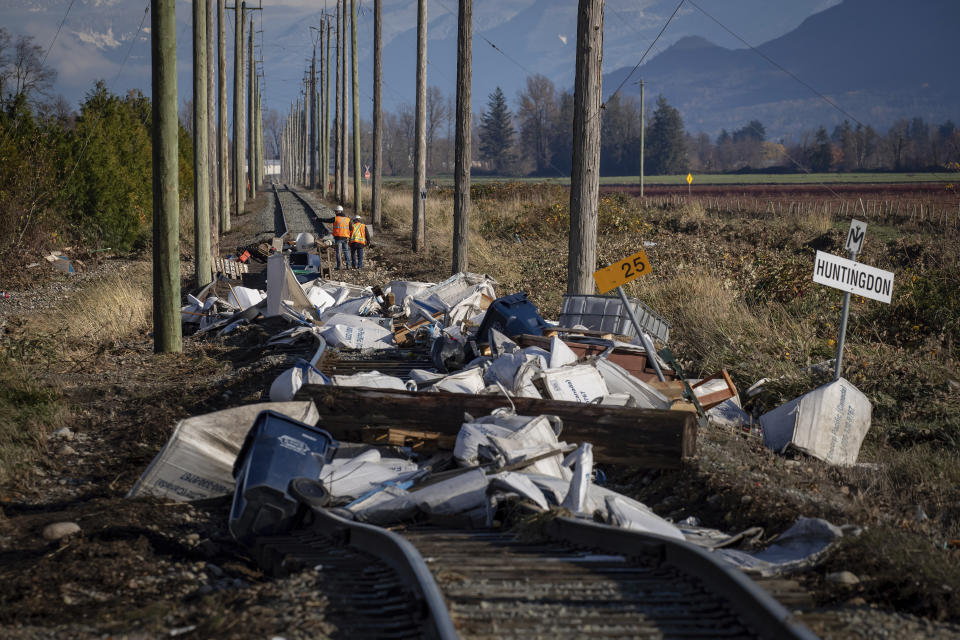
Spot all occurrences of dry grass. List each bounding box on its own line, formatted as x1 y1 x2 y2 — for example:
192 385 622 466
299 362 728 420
32 262 153 344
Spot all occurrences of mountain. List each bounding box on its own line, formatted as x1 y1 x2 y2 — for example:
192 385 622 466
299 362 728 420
605 0 960 138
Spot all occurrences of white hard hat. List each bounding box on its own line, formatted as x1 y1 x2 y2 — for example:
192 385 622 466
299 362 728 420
334 205 343 212
353 215 361 220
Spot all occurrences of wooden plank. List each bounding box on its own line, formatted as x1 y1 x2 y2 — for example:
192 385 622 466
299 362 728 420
361 426 457 451
296 385 696 468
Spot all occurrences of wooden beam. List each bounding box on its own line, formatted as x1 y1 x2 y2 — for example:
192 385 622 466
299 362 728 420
295 385 696 468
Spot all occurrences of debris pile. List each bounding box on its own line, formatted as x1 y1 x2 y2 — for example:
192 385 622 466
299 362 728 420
133 256 873 573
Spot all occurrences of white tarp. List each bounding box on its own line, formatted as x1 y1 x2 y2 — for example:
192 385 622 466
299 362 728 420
595 358 671 410
409 468 490 516
303 283 336 313
320 313 395 350
227 286 265 310
320 450 419 499
712 517 845 576
760 377 871 465
331 371 409 390
411 272 497 316
561 443 593 512
548 337 579 368
266 253 320 320
539 364 609 403
128 401 320 502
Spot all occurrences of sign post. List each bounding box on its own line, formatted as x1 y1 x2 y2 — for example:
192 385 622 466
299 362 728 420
592 250 665 381
686 172 692 198
811 220 895 380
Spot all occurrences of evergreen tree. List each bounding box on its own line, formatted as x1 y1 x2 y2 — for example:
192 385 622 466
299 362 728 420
479 87 514 174
645 95 686 175
810 126 832 172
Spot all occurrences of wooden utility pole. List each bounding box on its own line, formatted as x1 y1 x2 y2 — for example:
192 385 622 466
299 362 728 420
412 0 427 252
339 0 348 204
350 0 361 214
310 45 317 189
567 0 603 295
247 19 254 197
372 0 382 227
334 3 342 201
193 0 212 288
452 0 472 274
206 0 218 260
151 0 182 353
639 78 644 198
323 18 332 198
232 2 245 219
217 0 229 232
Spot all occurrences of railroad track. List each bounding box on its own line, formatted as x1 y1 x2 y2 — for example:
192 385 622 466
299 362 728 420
251 504 817 639
272 182 333 240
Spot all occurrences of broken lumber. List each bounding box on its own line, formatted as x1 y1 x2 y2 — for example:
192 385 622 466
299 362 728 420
295 385 696 468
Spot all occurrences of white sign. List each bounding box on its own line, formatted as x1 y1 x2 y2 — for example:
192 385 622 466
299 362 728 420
813 250 894 304
845 219 867 255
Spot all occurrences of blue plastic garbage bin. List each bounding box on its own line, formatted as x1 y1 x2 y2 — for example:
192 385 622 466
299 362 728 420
229 410 337 544
476 292 548 343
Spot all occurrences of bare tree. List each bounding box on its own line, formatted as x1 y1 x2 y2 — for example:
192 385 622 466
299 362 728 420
0 31 56 106
263 108 284 158
516 74 556 175
425 85 449 173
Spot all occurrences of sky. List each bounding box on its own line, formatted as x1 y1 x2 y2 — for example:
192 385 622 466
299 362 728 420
1 0 841 121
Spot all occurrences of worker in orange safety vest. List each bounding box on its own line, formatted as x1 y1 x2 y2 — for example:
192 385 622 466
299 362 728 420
331 205 352 269
348 214 371 269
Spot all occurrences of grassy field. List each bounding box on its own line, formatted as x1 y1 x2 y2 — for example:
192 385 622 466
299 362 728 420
381 171 957 187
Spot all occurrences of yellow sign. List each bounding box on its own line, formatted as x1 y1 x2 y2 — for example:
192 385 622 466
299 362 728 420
686 172 693 185
593 250 652 294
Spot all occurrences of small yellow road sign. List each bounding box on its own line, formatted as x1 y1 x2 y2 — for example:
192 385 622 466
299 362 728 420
593 250 652 294
686 173 693 185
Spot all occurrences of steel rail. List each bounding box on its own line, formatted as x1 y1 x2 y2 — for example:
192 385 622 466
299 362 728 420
272 182 289 238
250 506 459 640
545 516 820 640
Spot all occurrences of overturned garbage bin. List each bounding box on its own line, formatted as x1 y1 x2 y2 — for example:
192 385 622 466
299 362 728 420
476 292 548 343
229 411 337 544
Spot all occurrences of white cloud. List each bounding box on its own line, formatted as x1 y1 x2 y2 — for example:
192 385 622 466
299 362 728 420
74 27 122 50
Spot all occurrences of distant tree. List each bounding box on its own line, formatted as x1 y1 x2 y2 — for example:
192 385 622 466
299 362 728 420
645 95 686 175
547 89 574 175
600 93 641 176
809 126 832 172
516 74 556 175
732 120 765 143
263 108 284 158
478 87 515 174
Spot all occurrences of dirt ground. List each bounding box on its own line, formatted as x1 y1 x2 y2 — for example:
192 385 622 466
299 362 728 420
1 189 959 639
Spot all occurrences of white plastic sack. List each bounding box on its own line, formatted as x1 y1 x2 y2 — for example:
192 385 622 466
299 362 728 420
321 313 395 350
269 362 328 402
548 337 579 368
410 468 489 516
760 377 871 465
539 364 609 403
320 452 417 499
128 401 320 502
430 368 487 394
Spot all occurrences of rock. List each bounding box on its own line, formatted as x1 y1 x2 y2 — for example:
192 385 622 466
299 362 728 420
740 494 753 504
52 427 74 440
185 533 200 543
827 571 860 585
846 596 867 606
43 522 81 541
57 445 77 456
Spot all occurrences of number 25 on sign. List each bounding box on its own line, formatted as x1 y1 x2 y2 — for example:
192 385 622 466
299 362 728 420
593 250 652 294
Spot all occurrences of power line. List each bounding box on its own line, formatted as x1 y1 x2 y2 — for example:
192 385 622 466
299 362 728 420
602 0 684 110
39 0 78 69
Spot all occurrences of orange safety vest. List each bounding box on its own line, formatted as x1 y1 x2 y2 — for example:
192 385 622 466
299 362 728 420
332 214 350 238
350 222 366 245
